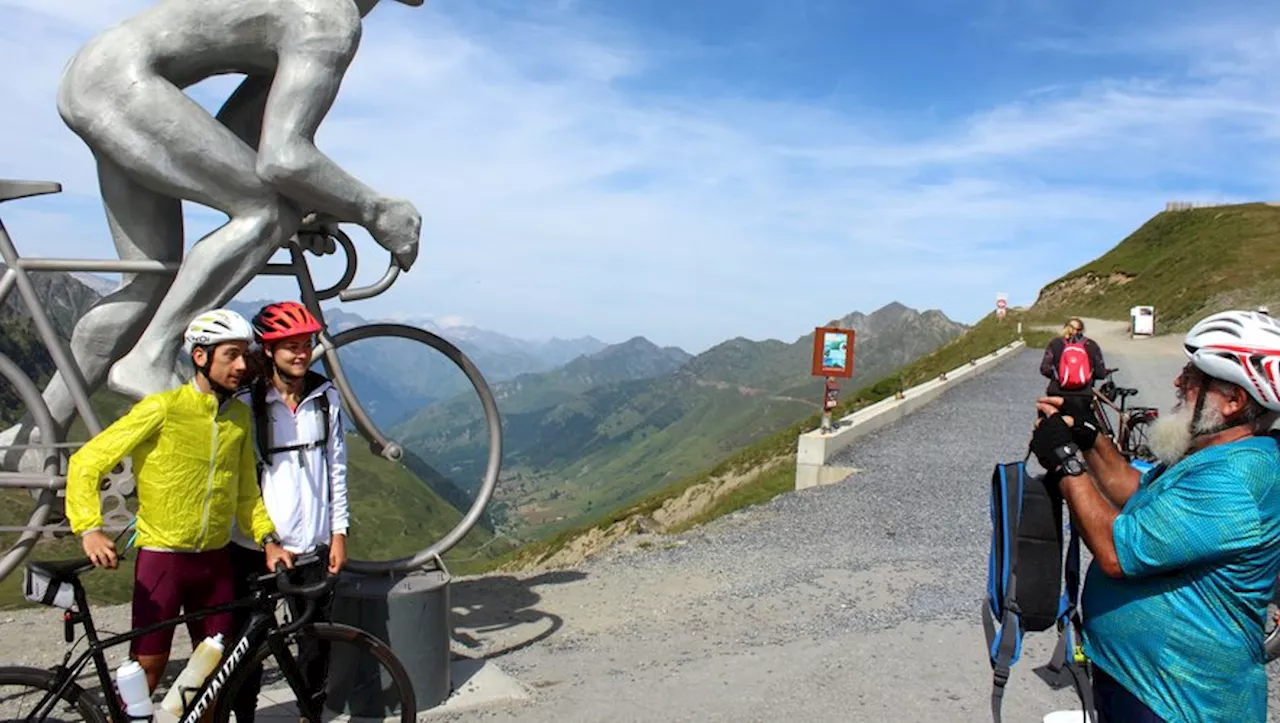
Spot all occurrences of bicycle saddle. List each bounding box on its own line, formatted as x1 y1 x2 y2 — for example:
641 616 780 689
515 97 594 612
27 557 94 581
0 180 62 204
1114 387 1139 397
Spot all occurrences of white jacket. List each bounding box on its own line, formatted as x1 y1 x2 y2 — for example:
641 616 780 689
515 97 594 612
231 377 349 554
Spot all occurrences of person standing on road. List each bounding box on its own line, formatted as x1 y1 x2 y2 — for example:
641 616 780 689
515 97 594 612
227 301 349 721
1030 309 1280 722
65 309 291 694
1039 317 1107 425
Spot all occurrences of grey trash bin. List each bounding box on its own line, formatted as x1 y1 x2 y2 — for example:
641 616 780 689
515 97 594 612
327 566 453 715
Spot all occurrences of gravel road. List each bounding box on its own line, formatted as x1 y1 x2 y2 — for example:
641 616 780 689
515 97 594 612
4 324 1275 722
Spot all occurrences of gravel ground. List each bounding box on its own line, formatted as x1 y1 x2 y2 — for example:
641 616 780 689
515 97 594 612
4 328 1277 722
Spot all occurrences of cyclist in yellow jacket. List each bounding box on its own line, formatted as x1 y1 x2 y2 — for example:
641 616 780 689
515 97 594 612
65 308 292 693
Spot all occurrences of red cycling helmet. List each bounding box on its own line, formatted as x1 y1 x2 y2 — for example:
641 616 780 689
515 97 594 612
252 301 323 342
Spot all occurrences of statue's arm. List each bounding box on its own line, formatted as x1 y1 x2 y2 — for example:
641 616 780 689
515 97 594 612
254 33 386 229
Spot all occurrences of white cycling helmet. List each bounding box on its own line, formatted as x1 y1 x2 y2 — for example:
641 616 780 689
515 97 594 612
1184 309 1280 412
183 308 254 354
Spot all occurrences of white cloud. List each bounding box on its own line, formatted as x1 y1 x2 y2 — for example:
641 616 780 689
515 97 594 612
1 0 1279 354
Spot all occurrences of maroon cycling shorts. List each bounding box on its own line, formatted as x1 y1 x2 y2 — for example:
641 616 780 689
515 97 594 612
131 547 235 657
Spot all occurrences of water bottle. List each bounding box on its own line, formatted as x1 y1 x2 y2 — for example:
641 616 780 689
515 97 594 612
158 634 225 718
115 660 153 720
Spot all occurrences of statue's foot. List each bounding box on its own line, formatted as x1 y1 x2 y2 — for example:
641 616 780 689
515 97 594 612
108 352 184 400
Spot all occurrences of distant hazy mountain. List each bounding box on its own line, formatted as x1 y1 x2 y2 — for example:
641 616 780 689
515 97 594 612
405 317 608 369
391 302 968 538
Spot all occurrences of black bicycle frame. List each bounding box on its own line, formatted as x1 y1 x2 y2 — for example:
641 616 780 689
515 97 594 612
26 576 311 723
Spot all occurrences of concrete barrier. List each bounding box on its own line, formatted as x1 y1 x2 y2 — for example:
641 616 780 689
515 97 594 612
795 339 1027 490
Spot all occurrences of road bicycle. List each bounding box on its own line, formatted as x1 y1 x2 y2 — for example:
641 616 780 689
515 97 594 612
0 178 502 581
0 552 416 722
1089 367 1158 464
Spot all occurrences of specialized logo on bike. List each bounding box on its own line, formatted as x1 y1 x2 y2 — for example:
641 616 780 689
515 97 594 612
180 632 253 723
1057 340 1093 390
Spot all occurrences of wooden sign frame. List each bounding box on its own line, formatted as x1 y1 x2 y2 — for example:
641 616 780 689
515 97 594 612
811 327 855 378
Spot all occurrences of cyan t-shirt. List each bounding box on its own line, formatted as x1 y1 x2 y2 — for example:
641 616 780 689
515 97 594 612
1082 435 1280 723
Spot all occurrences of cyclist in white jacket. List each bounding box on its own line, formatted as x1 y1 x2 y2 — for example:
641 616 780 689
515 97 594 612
228 300 349 721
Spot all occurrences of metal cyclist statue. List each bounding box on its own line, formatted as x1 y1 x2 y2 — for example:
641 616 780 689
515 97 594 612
13 0 423 448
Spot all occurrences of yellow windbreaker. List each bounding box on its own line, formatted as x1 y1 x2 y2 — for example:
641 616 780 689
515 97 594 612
66 381 275 550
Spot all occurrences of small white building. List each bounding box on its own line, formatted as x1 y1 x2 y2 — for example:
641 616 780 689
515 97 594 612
1130 305 1155 337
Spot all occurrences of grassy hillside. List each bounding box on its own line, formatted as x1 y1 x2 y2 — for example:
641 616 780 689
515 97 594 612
1028 203 1280 333
488 310 1051 571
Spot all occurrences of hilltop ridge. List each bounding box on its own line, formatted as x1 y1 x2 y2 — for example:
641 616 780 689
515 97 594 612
1029 202 1280 331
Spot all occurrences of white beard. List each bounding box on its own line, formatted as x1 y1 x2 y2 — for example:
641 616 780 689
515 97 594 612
1147 396 1227 466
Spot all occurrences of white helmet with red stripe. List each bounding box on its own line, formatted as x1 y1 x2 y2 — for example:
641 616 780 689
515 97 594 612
1184 309 1280 411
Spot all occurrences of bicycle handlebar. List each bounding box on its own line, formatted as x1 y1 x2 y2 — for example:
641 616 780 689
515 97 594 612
339 254 400 302
299 226 402 303
250 553 338 600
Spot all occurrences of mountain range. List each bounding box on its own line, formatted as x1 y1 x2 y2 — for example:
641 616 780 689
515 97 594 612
391 301 968 538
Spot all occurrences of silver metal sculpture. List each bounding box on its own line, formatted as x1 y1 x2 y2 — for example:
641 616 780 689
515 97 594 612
0 0 503 582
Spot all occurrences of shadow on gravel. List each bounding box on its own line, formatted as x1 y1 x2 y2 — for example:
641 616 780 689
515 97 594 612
451 569 586 660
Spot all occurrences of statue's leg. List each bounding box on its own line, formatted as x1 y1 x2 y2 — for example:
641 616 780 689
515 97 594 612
54 74 302 399
48 154 184 425
0 154 182 471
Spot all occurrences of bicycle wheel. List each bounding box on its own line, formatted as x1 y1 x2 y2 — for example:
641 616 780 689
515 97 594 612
314 323 502 573
0 351 62 582
0 665 107 723
213 622 417 723
1124 413 1157 463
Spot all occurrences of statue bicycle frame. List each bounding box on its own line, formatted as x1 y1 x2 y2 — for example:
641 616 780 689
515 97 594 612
0 180 501 582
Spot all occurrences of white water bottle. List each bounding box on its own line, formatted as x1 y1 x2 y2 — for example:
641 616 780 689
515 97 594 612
158 634 225 718
115 660 153 720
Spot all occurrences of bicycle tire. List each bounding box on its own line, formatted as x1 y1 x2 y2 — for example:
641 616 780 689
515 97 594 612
1124 414 1157 463
0 665 108 723
213 622 417 723
314 323 502 572
0 351 62 582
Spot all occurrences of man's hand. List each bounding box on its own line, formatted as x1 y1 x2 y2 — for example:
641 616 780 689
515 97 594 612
265 542 295 572
328 533 348 574
1037 395 1100 451
1032 413 1076 471
81 531 118 569
295 212 342 256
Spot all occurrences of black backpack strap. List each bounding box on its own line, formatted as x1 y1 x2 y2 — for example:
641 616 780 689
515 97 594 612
986 460 1027 723
1046 509 1097 722
262 382 333 460
250 379 270 479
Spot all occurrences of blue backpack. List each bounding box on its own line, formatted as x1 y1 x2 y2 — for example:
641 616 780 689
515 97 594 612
984 451 1095 723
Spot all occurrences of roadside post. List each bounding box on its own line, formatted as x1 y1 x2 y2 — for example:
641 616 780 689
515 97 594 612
811 326 855 433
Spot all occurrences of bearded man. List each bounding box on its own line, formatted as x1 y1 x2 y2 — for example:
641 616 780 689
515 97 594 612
1030 309 1280 723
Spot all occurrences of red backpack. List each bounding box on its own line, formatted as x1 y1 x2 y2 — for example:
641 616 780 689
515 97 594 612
1057 339 1092 390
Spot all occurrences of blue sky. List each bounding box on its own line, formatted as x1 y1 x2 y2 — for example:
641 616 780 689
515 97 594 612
3 0 1280 354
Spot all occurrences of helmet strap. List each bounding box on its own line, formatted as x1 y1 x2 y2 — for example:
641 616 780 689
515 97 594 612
194 344 235 402
1187 381 1245 445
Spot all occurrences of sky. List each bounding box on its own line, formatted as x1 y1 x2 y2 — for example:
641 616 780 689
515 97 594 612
3 0 1280 354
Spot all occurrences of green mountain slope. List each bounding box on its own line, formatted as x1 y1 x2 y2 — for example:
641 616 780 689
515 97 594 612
1028 203 1280 332
396 302 967 539
496 309 1055 571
